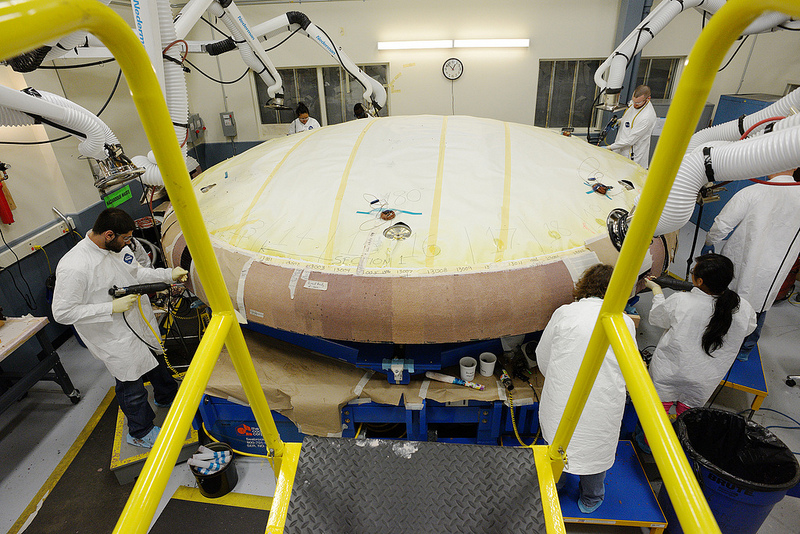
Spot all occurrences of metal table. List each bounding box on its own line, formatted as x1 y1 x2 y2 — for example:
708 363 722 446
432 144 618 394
0 316 81 413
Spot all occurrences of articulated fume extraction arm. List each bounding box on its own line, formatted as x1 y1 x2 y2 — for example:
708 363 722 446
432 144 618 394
195 9 387 114
600 2 800 249
608 86 800 248
0 84 142 194
595 0 794 111
1 0 386 192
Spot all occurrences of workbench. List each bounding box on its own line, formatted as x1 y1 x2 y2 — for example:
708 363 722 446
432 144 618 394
0 316 81 413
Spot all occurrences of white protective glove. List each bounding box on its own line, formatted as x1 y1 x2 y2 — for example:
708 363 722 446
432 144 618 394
112 294 138 313
644 277 663 296
172 267 188 282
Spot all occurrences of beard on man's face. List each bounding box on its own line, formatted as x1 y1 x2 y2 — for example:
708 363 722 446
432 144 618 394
106 236 125 253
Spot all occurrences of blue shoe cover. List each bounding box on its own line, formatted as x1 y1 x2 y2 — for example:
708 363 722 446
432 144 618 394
126 425 160 448
578 498 602 514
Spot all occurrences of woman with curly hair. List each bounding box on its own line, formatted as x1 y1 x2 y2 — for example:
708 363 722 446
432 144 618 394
536 263 636 514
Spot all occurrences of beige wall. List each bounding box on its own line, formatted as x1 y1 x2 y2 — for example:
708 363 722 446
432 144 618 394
183 0 621 138
3 0 800 240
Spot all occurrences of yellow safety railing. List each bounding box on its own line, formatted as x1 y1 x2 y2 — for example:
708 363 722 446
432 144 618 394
546 1 800 533
0 1 286 532
3 0 799 533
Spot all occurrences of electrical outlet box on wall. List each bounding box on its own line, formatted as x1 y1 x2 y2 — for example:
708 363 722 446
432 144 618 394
0 220 71 269
188 113 206 144
220 111 237 137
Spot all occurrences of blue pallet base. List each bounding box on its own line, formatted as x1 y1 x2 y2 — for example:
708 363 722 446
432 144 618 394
198 393 541 447
243 322 533 384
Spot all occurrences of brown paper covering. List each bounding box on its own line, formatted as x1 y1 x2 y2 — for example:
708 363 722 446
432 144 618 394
207 328 542 436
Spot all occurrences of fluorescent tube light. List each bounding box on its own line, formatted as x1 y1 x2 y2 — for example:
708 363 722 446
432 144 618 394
377 40 453 50
453 39 530 48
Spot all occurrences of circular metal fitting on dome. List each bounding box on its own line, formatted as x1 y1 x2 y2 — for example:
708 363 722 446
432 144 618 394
383 222 412 240
606 208 631 251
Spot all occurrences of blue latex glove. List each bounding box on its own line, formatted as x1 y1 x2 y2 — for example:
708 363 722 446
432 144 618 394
701 244 714 255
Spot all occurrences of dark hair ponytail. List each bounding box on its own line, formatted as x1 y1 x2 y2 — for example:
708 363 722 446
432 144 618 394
702 288 740 355
693 253 740 356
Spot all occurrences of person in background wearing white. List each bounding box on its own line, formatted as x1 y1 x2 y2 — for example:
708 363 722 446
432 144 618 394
606 85 658 168
703 168 800 361
353 102 369 119
288 102 321 134
129 236 152 268
52 208 188 448
536 264 636 514
637 254 756 452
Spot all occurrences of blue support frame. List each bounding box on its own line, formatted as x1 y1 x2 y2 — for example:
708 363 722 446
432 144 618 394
198 394 517 446
500 401 540 442
244 321 517 384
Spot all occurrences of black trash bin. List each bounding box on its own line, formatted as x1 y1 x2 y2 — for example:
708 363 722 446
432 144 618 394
658 408 800 533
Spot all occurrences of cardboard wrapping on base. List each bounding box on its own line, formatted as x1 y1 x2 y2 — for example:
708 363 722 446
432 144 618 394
207 328 541 436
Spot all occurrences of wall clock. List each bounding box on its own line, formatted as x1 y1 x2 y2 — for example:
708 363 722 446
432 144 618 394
442 57 463 80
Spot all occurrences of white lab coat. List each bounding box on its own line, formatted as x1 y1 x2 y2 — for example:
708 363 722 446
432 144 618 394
52 235 173 381
130 237 152 268
536 298 635 475
648 289 756 407
606 100 657 168
706 174 800 312
288 117 321 134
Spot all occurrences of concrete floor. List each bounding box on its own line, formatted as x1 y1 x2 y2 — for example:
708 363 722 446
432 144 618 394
1 224 798 533
0 336 276 533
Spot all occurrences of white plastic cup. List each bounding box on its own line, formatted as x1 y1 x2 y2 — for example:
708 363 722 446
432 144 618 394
460 357 477 382
479 352 497 377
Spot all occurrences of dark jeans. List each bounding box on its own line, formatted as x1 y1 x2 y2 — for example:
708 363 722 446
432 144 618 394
578 471 606 508
738 311 767 359
115 356 178 438
555 471 606 507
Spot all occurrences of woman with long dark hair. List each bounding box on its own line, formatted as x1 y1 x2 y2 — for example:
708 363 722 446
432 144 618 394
644 253 757 416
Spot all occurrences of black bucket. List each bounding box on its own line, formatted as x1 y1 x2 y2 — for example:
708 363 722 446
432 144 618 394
190 442 238 498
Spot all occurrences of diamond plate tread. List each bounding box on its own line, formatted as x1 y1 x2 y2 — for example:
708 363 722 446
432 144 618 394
285 436 546 534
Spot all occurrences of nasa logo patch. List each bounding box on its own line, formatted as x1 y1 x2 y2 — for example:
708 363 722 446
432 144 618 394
123 253 134 264
625 121 630 128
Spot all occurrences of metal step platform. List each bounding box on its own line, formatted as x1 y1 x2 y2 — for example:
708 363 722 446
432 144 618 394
149 486 271 534
284 436 548 533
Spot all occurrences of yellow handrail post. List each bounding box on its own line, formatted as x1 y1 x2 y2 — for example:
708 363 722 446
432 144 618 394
117 312 233 532
545 320 609 481
0 1 286 532
548 2 800 533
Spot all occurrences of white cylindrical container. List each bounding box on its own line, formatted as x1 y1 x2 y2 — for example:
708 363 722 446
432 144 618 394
460 357 477 382
479 352 497 377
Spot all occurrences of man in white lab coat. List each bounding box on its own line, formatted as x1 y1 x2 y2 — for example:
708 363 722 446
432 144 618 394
52 208 188 448
537 264 636 514
704 168 800 360
606 85 658 168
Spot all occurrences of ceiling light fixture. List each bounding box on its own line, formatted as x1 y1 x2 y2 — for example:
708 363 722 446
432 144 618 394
377 40 453 50
454 39 529 48
378 39 529 50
